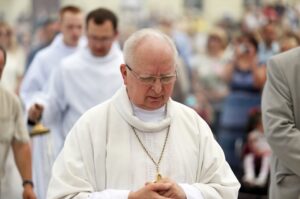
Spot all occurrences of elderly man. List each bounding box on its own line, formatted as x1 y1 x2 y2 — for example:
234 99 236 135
0 46 36 199
262 47 300 199
20 5 84 199
47 29 240 199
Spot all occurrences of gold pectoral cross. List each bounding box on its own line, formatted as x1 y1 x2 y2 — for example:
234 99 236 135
155 173 162 182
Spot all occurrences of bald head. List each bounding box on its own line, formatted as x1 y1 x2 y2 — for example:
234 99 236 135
123 29 178 68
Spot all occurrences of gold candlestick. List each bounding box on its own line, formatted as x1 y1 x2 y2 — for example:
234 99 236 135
30 122 50 137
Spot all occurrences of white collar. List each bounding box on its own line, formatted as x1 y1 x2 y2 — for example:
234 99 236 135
112 86 172 132
81 41 122 64
132 103 166 122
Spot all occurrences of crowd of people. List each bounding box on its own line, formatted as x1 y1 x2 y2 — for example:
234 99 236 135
0 2 300 199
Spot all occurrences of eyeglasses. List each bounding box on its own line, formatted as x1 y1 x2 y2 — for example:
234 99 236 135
126 64 176 85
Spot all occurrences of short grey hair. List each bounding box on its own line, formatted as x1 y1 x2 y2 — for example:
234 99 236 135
123 28 178 67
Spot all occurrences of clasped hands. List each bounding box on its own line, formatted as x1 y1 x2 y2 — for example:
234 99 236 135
129 178 186 199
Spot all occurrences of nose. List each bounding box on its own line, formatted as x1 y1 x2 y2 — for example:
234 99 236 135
152 78 162 93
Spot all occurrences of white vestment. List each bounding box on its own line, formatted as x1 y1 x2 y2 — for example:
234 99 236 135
40 44 123 199
20 34 83 199
47 87 240 199
20 34 83 108
43 43 124 141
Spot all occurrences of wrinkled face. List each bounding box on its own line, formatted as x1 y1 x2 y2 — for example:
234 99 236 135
0 51 5 79
60 11 84 47
87 20 117 57
121 38 177 110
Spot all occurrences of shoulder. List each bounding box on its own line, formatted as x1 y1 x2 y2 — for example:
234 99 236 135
0 86 20 110
170 100 210 130
34 44 56 60
71 99 112 131
267 47 300 81
60 49 83 70
268 47 300 70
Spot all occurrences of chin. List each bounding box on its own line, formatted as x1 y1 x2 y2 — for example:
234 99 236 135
94 51 108 57
148 102 165 110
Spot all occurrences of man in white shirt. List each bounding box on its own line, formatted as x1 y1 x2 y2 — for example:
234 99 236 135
47 29 240 199
20 6 84 199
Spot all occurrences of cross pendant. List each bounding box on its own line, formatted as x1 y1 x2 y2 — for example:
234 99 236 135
155 173 162 182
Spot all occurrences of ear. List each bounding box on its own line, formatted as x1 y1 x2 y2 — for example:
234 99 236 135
120 64 128 85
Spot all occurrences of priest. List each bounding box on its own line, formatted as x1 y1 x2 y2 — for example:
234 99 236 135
47 28 240 199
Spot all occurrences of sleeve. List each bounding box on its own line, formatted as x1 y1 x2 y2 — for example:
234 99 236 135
262 58 300 176
20 54 46 109
193 118 240 199
179 183 204 199
47 114 131 199
88 190 129 199
42 67 66 124
13 96 29 142
47 119 96 199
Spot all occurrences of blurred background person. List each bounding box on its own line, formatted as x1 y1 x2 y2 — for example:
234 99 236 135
0 21 26 95
0 21 28 199
257 22 280 65
0 45 36 199
20 5 84 199
27 8 123 199
26 16 59 71
190 26 230 129
242 108 271 189
218 32 265 174
279 31 300 52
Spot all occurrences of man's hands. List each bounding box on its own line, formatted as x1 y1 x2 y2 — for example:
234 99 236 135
23 184 37 199
129 178 186 199
28 103 44 124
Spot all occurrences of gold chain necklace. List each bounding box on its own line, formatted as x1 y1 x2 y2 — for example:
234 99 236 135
131 126 170 182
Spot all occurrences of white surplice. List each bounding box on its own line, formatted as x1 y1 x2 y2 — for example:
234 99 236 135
37 43 123 199
20 34 83 108
43 43 124 141
47 86 240 199
20 34 84 199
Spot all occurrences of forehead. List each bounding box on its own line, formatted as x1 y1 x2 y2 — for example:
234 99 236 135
133 37 175 69
61 12 83 24
87 20 114 35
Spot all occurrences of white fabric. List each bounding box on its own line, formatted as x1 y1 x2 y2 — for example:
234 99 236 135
1 47 26 93
132 103 166 122
47 86 240 199
179 183 204 199
37 43 122 199
43 43 123 140
20 34 83 108
20 34 84 199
